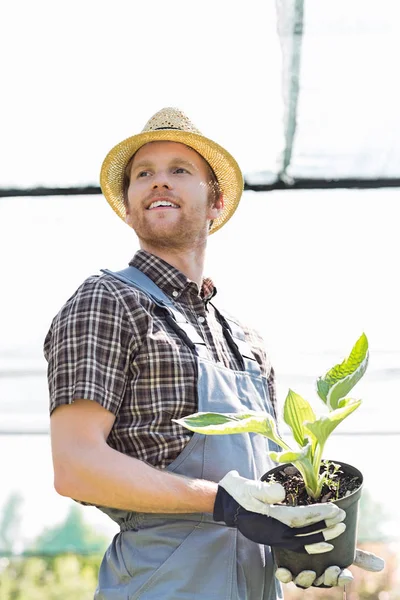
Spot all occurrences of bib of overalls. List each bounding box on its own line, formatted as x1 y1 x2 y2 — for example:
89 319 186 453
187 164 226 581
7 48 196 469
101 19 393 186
95 267 283 600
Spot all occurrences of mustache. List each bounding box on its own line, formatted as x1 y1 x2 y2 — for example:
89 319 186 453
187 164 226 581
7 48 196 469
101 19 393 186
144 191 181 206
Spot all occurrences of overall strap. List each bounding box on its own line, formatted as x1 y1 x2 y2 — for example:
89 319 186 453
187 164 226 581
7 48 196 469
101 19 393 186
101 267 209 356
103 267 175 309
210 303 261 375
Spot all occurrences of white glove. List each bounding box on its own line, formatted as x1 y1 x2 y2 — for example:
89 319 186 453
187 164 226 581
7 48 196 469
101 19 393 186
218 470 286 511
219 470 346 554
275 549 385 588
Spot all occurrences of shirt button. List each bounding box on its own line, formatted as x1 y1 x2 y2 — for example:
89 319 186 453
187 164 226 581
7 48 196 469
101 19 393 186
172 290 179 297
198 316 205 324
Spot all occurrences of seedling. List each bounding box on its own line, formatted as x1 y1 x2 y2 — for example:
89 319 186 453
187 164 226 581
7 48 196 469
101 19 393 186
174 334 369 500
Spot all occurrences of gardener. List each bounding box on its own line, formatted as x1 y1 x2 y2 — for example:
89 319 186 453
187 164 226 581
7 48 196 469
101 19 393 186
45 108 383 599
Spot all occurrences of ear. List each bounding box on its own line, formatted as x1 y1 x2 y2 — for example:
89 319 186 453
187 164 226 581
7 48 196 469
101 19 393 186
208 194 224 220
125 208 133 227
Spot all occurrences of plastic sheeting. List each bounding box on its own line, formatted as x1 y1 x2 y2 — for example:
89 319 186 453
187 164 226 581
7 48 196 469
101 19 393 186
2 1 399 192
274 0 400 182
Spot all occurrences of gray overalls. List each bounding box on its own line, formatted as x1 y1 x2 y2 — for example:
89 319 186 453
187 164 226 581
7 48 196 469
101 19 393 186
95 267 283 600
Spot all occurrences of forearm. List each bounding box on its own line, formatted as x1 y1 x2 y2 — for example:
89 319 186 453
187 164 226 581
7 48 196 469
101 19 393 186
54 442 217 513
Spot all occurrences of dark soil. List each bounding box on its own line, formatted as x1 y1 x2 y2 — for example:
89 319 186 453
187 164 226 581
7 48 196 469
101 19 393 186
268 461 361 506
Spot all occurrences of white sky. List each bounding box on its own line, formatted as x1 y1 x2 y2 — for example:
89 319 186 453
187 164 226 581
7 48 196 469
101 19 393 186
1 0 400 549
1 187 400 360
0 0 284 187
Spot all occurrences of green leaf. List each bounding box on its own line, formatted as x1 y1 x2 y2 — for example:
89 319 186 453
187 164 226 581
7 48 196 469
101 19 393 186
173 411 287 448
304 398 362 447
268 447 309 464
317 333 369 409
316 378 330 403
327 364 368 410
283 389 317 447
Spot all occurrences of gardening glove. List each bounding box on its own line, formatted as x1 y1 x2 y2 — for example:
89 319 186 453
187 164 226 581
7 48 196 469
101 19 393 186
214 470 346 554
275 549 385 588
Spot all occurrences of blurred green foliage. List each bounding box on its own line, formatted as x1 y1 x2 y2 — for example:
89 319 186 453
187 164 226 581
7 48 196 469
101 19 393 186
0 493 109 598
0 493 24 555
29 504 108 556
0 487 397 598
0 554 102 600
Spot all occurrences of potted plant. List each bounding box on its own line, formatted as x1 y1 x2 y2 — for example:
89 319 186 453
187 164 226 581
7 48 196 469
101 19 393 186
174 333 369 580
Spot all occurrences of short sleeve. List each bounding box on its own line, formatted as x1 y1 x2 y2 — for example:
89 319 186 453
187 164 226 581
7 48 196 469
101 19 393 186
44 277 136 416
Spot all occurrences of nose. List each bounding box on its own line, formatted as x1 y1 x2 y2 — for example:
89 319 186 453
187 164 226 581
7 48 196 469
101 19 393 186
151 170 172 190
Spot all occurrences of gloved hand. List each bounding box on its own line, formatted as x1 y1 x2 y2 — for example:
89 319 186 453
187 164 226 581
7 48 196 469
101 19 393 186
214 470 346 554
275 549 385 588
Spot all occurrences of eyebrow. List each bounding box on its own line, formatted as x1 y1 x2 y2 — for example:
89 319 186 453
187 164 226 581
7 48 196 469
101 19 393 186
131 158 198 174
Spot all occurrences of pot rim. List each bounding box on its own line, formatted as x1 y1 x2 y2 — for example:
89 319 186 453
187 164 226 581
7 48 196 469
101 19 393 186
261 458 363 502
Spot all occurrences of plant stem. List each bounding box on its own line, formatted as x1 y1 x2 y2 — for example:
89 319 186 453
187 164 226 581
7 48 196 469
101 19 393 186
312 443 324 473
295 459 319 499
311 442 326 498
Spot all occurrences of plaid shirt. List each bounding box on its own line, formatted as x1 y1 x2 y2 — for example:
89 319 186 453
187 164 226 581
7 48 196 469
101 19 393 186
44 250 276 469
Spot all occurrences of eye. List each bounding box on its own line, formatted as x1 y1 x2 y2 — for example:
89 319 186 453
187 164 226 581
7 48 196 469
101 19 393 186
137 170 151 178
174 167 189 174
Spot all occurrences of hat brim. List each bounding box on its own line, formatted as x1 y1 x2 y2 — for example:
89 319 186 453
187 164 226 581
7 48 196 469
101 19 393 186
100 129 243 234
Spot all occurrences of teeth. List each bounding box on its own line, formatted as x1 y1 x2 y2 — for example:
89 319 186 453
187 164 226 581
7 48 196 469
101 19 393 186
149 200 179 209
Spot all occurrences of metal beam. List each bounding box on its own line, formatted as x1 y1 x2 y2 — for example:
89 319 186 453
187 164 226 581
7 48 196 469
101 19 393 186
1 178 400 198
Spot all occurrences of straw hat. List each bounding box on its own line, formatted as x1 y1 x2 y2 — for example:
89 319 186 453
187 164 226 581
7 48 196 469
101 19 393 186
100 107 244 234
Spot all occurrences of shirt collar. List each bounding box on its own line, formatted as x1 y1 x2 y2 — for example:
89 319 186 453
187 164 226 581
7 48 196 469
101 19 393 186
129 250 217 303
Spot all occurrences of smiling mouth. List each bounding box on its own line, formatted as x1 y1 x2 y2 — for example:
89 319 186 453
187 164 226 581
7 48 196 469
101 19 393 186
147 200 180 210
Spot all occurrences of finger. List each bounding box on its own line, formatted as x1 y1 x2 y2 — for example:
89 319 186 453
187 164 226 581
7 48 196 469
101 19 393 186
314 566 353 587
300 502 342 523
292 530 325 547
323 522 346 541
294 570 317 588
325 508 346 527
354 548 385 572
294 521 346 538
269 503 341 528
291 511 346 537
338 568 354 586
296 523 346 544
305 541 334 554
275 568 293 584
313 574 325 586
324 565 341 586
290 519 330 535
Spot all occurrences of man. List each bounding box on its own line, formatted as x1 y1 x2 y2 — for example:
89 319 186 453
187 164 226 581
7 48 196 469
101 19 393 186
45 108 383 599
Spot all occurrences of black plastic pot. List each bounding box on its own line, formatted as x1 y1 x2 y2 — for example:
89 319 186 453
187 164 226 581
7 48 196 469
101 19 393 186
261 460 363 580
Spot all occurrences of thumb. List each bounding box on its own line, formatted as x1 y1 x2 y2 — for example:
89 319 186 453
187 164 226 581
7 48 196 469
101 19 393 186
353 549 385 572
251 480 286 504
219 471 285 505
